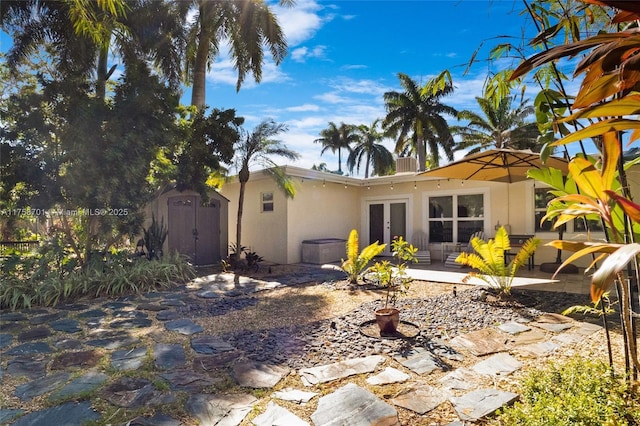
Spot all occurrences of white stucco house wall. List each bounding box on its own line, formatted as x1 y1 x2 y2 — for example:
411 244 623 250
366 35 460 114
219 159 640 267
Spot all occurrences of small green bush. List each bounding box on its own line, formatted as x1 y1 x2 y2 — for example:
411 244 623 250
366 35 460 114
0 252 195 310
494 356 640 425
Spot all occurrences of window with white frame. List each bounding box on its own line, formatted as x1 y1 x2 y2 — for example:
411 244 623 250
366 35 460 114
261 192 274 212
428 194 484 243
534 187 604 233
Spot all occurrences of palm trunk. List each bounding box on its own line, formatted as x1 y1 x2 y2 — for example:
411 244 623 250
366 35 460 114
191 5 212 110
416 135 426 172
365 152 370 178
236 179 247 261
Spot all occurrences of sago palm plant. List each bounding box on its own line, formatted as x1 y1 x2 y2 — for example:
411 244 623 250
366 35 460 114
326 229 386 285
455 226 540 295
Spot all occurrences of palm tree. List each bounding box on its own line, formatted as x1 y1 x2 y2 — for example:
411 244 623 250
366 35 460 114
347 119 395 178
455 96 541 154
182 0 292 109
234 119 299 257
383 73 458 171
314 122 359 175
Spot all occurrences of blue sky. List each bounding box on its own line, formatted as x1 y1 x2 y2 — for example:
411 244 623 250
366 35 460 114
200 0 550 174
2 0 585 176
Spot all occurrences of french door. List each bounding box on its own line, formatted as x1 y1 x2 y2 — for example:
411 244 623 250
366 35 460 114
368 200 407 254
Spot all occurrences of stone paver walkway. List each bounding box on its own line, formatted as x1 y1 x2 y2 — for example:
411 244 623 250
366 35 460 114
0 268 603 425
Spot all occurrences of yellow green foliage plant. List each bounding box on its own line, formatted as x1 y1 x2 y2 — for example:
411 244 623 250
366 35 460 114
325 229 386 285
455 226 540 295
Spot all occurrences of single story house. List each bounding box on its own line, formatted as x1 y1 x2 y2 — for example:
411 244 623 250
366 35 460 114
218 157 640 268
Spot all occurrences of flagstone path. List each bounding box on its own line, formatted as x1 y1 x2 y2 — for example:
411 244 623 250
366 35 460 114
0 268 602 425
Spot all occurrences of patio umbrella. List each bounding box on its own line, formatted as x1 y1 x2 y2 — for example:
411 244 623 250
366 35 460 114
419 148 568 183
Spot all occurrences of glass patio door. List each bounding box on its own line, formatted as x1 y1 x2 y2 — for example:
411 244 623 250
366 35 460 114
368 201 407 254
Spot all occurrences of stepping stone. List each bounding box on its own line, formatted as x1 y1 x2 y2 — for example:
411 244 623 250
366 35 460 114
103 301 131 310
439 368 482 391
1 312 27 321
191 335 236 354
0 409 24 424
11 401 99 426
51 350 101 369
160 299 186 307
110 318 153 329
156 311 180 321
253 401 309 426
233 361 289 388
573 321 603 336
136 303 168 311
50 371 108 401
450 388 519 422
366 367 411 385
86 331 138 349
393 347 442 375
194 352 241 371
15 372 71 401
532 321 573 333
30 312 65 325
0 333 14 348
165 318 203 335
510 329 547 346
103 377 157 408
450 328 508 356
5 341 53 355
111 347 147 371
113 310 149 319
154 343 186 370
77 309 107 319
159 369 220 392
186 393 257 426
126 413 181 426
392 384 449 415
18 327 52 341
498 321 531 335
311 383 399 426
272 388 318 404
299 355 385 386
53 338 83 350
428 339 465 361
57 303 89 311
537 313 573 323
50 319 82 333
518 340 560 358
6 356 48 379
472 353 523 377
552 332 585 346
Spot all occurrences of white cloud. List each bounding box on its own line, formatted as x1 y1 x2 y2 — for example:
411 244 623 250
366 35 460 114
341 64 368 70
274 0 324 46
286 103 321 112
207 56 289 88
314 91 350 104
291 45 328 62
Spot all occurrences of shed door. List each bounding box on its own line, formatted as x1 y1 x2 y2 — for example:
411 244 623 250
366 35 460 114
195 199 220 265
168 195 197 261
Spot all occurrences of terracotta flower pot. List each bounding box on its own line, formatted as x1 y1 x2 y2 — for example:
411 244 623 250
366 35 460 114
375 307 400 335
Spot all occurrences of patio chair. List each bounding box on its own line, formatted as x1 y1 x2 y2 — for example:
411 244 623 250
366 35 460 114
411 230 431 267
444 231 485 269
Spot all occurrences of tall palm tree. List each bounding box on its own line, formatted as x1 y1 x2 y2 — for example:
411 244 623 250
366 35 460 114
234 119 299 256
1 0 182 101
314 122 359 175
383 73 458 171
182 0 292 109
455 95 541 154
347 119 395 178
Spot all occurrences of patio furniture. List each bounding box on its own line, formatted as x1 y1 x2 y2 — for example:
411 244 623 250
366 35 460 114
411 231 431 267
444 231 485 268
504 234 535 270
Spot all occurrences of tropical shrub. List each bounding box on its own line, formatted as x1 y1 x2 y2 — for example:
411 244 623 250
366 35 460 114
1 251 195 310
369 236 418 308
142 213 168 260
455 226 540 295
324 229 386 285
494 357 640 425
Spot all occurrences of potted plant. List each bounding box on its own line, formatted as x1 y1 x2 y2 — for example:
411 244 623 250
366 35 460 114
370 236 417 334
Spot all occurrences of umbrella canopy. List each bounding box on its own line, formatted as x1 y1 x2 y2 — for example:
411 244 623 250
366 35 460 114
419 148 569 183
